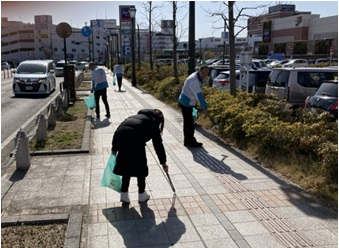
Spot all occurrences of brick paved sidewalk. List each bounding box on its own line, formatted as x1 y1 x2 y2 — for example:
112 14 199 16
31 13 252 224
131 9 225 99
1 70 337 248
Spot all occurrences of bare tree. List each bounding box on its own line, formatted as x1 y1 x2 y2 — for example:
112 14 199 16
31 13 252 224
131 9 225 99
203 1 269 96
164 1 188 81
172 1 178 80
140 1 163 70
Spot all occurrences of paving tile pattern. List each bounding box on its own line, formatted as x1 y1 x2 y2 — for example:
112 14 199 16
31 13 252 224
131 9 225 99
1 72 337 248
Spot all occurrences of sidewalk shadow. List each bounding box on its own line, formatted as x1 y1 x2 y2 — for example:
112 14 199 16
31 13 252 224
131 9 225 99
8 169 28 183
114 89 126 93
187 147 247 181
103 204 185 247
91 118 111 129
194 125 338 216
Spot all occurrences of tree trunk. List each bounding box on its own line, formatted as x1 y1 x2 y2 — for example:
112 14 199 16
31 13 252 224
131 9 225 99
173 2 178 80
228 1 237 96
149 2 153 71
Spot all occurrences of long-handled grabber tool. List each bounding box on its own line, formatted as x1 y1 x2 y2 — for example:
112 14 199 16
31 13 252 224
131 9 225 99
166 172 177 208
166 172 176 193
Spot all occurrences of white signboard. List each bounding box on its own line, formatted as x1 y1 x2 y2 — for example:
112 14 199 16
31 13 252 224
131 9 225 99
120 21 132 30
103 19 117 29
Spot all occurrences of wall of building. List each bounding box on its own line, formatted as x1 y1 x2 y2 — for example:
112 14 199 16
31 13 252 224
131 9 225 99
308 15 338 40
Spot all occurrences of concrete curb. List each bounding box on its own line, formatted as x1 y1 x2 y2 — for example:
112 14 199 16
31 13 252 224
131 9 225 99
28 110 92 156
2 212 83 248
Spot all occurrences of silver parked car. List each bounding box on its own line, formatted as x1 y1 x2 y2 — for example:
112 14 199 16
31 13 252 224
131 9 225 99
75 61 89 71
212 70 242 90
55 60 66 77
265 67 338 105
282 59 308 68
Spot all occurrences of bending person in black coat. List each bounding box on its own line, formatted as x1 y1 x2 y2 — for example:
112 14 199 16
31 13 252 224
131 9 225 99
112 109 169 203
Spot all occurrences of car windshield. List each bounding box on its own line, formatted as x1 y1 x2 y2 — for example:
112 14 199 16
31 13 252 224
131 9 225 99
56 62 65 67
267 70 290 87
259 61 266 67
316 83 338 97
16 64 46 74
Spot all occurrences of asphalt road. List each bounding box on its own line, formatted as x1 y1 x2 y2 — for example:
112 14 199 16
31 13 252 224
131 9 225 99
1 77 64 143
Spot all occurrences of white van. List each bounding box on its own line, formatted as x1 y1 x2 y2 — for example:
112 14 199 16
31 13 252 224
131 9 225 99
265 67 338 105
13 60 56 96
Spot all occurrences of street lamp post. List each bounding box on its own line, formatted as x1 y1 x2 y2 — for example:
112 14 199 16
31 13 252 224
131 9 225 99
199 38 202 61
137 24 141 70
129 7 137 87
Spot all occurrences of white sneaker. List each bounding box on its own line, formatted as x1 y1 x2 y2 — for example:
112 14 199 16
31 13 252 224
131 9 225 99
120 192 130 203
138 191 150 203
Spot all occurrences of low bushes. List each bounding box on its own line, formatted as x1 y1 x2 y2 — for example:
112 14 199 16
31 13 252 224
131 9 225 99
124 63 338 206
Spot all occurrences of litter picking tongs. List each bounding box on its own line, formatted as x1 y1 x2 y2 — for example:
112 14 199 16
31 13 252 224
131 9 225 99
165 172 177 208
166 172 176 193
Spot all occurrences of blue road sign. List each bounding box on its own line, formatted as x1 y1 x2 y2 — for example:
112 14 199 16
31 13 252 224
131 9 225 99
81 26 92 37
267 53 285 60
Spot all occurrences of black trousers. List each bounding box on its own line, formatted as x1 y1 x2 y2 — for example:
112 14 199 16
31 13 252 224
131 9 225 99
117 76 123 90
121 176 146 194
179 103 196 144
94 88 110 118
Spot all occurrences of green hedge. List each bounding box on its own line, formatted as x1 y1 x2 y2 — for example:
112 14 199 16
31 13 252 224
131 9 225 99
124 63 338 204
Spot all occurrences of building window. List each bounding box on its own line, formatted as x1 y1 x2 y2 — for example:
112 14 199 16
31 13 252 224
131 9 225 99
72 49 76 52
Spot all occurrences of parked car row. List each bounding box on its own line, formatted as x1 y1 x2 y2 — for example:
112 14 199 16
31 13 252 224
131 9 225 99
265 67 337 105
209 64 338 118
54 60 89 77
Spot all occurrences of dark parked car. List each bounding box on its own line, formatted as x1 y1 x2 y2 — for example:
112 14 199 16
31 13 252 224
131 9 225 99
305 80 338 118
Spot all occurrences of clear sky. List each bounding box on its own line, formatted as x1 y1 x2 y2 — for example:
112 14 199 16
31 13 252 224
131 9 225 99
1 1 338 41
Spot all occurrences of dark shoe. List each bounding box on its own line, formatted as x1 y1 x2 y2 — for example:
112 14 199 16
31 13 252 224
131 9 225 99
184 142 203 147
105 114 110 118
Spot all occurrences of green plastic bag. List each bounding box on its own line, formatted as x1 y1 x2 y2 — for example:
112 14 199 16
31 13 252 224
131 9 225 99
113 76 117 86
192 107 198 124
84 93 96 110
101 153 122 192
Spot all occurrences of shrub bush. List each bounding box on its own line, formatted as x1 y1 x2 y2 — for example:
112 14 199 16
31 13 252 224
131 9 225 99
131 63 338 205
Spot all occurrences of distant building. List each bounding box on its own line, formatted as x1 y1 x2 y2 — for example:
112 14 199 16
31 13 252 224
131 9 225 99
247 4 338 57
1 4 337 64
1 16 91 63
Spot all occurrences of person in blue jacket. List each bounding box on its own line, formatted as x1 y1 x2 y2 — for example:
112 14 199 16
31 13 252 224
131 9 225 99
178 65 210 147
89 62 110 119
112 109 169 204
